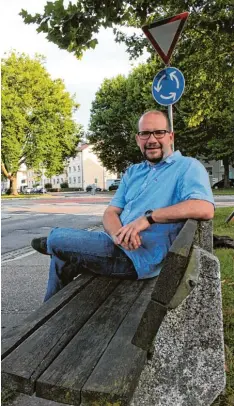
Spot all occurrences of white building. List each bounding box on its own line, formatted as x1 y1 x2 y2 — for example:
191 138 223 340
23 143 118 190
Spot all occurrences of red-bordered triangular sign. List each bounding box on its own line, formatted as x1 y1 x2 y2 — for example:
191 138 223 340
142 12 189 64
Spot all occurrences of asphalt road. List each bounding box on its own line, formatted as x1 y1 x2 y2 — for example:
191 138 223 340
2 193 234 254
1 195 109 337
1 194 110 254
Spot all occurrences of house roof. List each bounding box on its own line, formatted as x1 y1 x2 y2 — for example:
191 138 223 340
78 143 89 151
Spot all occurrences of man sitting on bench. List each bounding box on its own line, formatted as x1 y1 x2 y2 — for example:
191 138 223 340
31 110 214 302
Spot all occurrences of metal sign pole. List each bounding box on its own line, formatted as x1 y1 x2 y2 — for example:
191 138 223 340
168 104 174 151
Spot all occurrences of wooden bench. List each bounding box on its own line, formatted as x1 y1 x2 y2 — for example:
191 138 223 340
1 219 207 405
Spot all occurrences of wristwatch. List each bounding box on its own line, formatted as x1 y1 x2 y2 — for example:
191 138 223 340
145 209 155 225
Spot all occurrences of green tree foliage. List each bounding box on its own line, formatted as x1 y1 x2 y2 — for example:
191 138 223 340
21 1 234 185
1 52 81 194
20 1 233 58
89 62 163 173
89 74 141 173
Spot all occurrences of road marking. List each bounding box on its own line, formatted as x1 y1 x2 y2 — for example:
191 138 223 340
2 250 36 263
1 226 101 263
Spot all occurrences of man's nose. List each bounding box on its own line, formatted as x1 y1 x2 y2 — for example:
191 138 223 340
147 133 160 143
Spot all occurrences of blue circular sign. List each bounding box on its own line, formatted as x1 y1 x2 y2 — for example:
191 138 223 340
152 67 185 106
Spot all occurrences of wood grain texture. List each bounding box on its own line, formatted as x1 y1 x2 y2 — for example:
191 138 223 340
151 219 197 304
2 277 120 395
35 280 145 405
82 279 156 406
2 273 95 359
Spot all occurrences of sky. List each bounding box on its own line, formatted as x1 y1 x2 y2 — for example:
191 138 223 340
1 0 148 130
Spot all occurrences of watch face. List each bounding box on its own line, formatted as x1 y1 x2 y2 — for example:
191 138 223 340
145 210 153 215
145 210 154 224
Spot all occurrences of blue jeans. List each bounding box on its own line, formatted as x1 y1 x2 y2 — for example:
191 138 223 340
45 228 137 302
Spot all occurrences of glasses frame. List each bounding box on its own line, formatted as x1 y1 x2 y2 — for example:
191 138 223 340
137 130 170 140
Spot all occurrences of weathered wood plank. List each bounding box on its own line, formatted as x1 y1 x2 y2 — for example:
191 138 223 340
131 300 167 351
35 280 145 405
151 219 197 304
81 279 156 406
2 277 120 395
2 273 95 359
132 220 198 351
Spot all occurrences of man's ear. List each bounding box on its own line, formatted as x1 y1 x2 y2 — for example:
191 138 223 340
170 132 174 143
135 134 140 147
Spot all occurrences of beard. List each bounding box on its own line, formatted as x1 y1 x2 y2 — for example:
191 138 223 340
142 147 163 164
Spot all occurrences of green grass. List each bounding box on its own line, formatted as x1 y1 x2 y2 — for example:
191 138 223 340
213 189 234 195
213 207 234 239
1 389 17 405
1 193 51 199
212 207 234 405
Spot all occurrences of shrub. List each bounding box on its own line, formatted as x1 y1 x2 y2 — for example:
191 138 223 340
45 183 52 189
60 182 68 188
47 188 61 192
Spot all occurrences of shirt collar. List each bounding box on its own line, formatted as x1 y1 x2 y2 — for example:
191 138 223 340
145 150 182 167
164 150 182 163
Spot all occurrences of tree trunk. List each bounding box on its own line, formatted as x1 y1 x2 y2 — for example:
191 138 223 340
1 162 18 195
10 175 18 195
223 157 230 188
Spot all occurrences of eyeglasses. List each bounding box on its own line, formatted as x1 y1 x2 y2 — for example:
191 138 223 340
137 130 169 140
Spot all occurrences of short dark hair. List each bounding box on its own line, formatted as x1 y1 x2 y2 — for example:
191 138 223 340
138 110 170 132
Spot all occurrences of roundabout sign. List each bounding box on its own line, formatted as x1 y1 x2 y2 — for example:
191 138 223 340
152 67 185 106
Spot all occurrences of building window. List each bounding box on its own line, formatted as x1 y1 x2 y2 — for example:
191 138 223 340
206 167 213 176
78 177 80 183
57 179 59 184
69 177 71 183
61 178 63 183
53 179 56 184
77 165 80 171
73 166 76 171
73 177 76 183
69 167 71 173
21 179 26 184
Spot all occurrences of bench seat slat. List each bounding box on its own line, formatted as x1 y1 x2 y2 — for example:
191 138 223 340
2 277 120 395
81 279 156 406
2 274 95 359
35 280 145 405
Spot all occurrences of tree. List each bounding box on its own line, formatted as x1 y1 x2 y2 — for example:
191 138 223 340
89 74 140 173
1 52 81 194
20 1 233 59
21 1 234 184
89 62 163 173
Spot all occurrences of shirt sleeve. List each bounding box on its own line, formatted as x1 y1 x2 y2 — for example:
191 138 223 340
109 173 128 208
179 159 214 204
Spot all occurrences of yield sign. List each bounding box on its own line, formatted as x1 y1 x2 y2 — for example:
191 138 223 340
142 12 189 64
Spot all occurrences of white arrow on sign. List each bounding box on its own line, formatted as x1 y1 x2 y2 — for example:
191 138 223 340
154 74 166 92
161 92 176 101
169 71 179 88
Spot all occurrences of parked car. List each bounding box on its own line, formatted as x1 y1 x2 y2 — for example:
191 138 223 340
86 185 102 192
109 179 121 191
30 187 47 194
23 187 33 194
212 179 234 189
36 187 47 193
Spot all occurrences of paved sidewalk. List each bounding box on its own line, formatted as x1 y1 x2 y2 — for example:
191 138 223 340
2 252 50 331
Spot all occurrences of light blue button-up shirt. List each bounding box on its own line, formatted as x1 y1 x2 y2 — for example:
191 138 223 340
107 150 214 279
